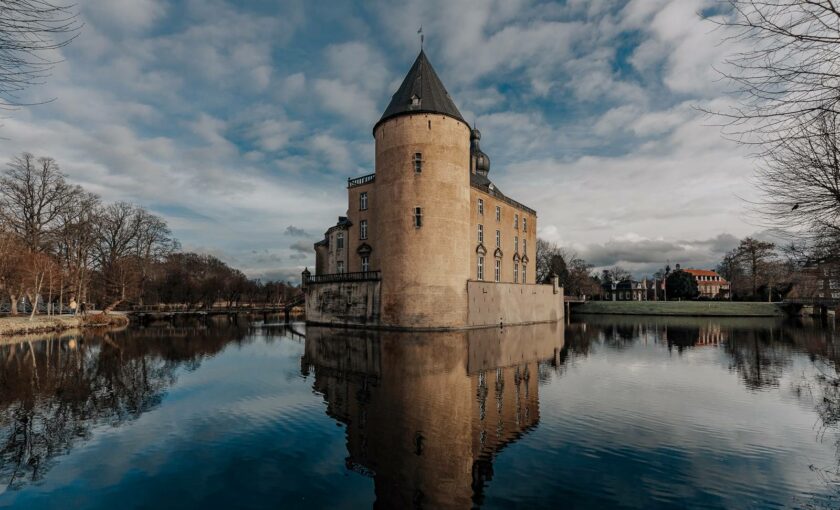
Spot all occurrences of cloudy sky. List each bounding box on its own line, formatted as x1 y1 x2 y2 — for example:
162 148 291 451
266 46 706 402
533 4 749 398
1 0 764 281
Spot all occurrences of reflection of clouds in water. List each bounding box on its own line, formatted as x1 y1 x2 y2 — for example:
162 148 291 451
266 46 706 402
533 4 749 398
1 318 838 508
540 317 840 508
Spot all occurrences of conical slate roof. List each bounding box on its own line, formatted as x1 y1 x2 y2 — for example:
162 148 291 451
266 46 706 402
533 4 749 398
373 50 466 133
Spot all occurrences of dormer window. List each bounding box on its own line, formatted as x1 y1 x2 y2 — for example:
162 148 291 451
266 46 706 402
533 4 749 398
413 153 423 173
411 94 420 107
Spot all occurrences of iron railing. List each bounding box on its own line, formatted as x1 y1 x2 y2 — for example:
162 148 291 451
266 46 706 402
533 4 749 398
306 271 381 284
348 173 375 188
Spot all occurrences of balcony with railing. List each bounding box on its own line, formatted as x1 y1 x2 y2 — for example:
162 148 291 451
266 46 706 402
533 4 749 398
305 270 381 284
348 173 375 188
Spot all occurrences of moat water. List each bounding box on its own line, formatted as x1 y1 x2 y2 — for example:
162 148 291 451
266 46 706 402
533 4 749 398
1 315 839 509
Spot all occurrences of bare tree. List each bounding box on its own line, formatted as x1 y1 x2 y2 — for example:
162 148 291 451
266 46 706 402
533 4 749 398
0 153 81 251
93 202 174 311
712 1 840 143
753 112 840 250
0 0 81 106
0 229 25 314
56 190 100 312
711 1 840 258
735 237 777 296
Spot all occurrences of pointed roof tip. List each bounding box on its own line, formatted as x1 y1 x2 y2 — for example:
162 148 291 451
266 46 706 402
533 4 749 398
373 50 466 134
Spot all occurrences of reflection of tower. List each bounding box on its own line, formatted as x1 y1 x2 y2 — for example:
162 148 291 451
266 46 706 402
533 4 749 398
303 322 565 508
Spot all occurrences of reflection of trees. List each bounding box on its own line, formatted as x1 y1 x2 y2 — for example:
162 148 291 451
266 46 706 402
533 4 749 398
725 327 794 391
0 322 248 490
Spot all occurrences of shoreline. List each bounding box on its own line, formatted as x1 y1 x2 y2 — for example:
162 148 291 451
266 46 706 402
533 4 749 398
571 301 786 317
0 313 130 338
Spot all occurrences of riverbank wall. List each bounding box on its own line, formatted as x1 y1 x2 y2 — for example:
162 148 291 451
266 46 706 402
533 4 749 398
572 301 785 317
0 313 129 338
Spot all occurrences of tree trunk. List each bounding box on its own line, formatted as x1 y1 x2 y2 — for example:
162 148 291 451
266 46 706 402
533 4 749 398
29 276 43 321
9 293 18 316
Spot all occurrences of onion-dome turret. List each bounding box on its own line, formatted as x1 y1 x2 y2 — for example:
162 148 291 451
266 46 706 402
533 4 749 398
470 127 491 177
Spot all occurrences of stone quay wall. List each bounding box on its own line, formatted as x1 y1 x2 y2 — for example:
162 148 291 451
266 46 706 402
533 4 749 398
305 278 564 330
466 281 564 328
304 280 381 327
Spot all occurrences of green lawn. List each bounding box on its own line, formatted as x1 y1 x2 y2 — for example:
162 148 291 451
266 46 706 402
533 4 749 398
573 300 785 317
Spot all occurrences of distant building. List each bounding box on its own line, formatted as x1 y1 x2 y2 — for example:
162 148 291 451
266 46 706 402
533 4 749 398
305 50 564 329
816 262 840 300
603 279 649 301
682 269 730 299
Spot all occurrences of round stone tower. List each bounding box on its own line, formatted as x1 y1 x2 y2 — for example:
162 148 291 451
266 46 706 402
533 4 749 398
372 50 471 328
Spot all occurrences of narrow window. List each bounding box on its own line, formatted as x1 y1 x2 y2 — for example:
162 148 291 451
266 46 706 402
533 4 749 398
478 256 485 281
495 230 501 248
413 153 423 173
360 220 368 240
514 236 519 253
495 260 501 282
495 206 501 222
361 256 370 272
478 198 484 215
514 213 519 230
337 232 344 250
514 263 519 283
522 264 527 284
523 217 527 232
337 260 345 273
478 224 484 244
414 207 422 228
360 192 368 211
523 239 527 255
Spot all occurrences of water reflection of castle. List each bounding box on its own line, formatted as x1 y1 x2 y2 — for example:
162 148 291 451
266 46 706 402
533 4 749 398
301 322 565 509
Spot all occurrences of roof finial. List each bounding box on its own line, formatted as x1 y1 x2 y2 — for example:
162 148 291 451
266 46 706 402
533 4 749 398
417 26 423 50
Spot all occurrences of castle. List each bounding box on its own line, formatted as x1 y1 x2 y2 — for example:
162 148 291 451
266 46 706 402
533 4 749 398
305 50 564 329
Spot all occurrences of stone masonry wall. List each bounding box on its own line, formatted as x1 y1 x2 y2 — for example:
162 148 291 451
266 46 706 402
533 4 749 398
467 281 564 328
305 281 381 326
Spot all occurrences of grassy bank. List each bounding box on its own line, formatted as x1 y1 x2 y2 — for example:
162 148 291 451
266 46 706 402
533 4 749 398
573 301 785 317
0 313 129 337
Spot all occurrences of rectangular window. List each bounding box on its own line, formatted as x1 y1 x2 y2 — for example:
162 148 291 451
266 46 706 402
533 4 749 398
361 256 370 272
523 239 527 255
514 263 519 283
522 264 527 284
414 207 422 228
495 259 501 282
523 217 527 232
336 232 344 250
514 236 519 253
337 260 345 273
359 192 368 210
496 206 501 222
495 230 501 248
477 256 485 281
413 153 423 173
478 198 484 215
514 213 519 230
478 224 484 243
360 220 368 240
